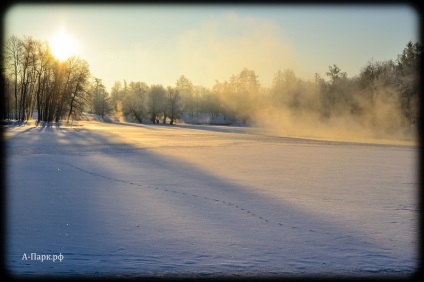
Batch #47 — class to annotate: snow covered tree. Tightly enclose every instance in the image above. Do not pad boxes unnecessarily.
[147,84,166,123]
[65,56,91,122]
[165,86,182,124]
[122,81,149,123]
[2,35,94,123]
[176,75,194,117]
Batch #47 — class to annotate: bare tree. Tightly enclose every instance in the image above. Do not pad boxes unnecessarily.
[66,57,91,122]
[33,40,53,123]
[166,86,182,124]
[18,36,37,121]
[122,81,149,123]
[148,84,166,123]
[4,35,23,120]
[176,75,194,117]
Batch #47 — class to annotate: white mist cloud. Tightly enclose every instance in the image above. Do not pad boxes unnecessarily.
[175,12,297,87]
[90,12,297,91]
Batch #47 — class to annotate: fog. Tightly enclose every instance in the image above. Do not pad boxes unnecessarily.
[176,12,298,88]
[253,100,414,145]
[214,67,417,145]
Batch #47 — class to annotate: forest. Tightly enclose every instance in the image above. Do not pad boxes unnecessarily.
[1,35,421,137]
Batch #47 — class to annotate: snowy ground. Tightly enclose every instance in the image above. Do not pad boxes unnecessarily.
[4,120,419,278]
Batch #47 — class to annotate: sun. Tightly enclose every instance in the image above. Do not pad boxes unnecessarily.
[50,31,76,61]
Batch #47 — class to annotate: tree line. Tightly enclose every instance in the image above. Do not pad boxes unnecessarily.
[110,81,184,124]
[1,35,109,123]
[2,35,421,134]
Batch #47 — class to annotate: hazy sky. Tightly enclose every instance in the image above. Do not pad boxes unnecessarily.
[3,4,418,91]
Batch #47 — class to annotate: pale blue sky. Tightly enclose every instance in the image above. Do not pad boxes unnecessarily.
[4,4,418,91]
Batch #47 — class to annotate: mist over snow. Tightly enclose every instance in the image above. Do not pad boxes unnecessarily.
[4,121,418,278]
[3,5,420,279]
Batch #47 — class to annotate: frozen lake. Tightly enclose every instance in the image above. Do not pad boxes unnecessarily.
[4,121,419,278]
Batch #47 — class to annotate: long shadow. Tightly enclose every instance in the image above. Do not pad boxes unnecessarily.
[4,123,63,141]
[1,120,32,128]
[4,126,37,137]
[4,124,418,278]
[5,125,140,156]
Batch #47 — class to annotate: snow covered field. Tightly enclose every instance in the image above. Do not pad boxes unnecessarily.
[4,121,419,278]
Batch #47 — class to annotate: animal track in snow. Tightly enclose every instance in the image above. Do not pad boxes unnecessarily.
[56,160,321,231]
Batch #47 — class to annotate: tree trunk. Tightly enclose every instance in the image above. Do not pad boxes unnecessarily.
[67,94,76,123]
[132,110,142,123]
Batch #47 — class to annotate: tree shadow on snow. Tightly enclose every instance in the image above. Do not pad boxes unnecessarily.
[4,125,418,279]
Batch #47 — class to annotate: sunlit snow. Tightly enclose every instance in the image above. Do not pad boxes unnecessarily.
[5,121,418,278]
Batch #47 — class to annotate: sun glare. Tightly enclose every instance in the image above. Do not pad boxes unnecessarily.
[50,31,76,61]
